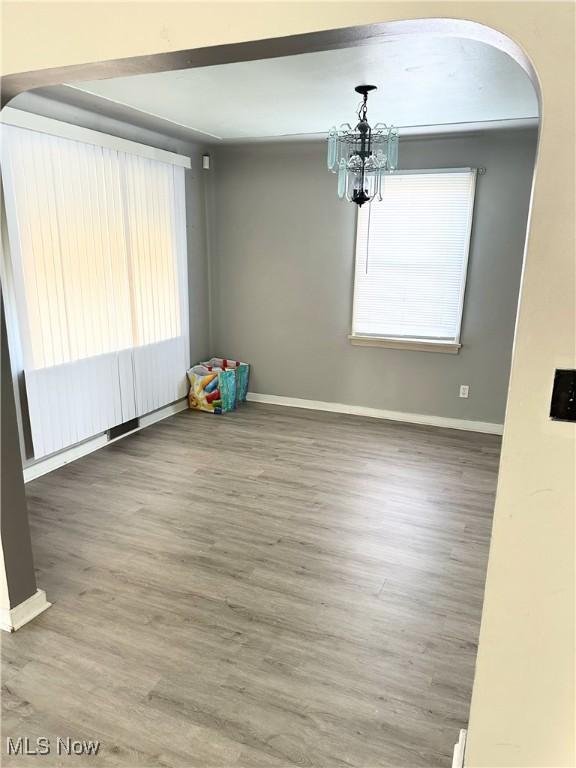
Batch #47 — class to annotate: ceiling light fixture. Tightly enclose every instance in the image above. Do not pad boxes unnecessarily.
[327,85,399,206]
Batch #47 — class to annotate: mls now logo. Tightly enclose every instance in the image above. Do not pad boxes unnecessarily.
[6,737,100,756]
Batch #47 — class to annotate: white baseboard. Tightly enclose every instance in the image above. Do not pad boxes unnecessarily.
[23,399,188,483]
[23,434,108,482]
[0,589,51,632]
[246,393,503,435]
[452,729,467,768]
[140,399,188,428]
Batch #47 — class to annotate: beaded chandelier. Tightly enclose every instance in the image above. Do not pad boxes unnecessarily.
[327,85,399,206]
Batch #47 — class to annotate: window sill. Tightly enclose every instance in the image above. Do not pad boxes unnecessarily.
[348,335,461,354]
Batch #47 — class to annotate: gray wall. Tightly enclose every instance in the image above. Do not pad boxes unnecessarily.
[210,130,537,424]
[1,295,37,607]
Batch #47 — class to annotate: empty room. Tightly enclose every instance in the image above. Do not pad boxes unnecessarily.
[0,8,573,768]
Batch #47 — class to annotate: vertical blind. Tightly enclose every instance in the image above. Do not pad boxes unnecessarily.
[352,169,477,342]
[1,123,189,458]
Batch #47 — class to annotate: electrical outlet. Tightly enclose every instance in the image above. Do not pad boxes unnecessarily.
[459,385,470,399]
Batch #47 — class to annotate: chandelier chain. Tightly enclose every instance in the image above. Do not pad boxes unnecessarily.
[358,95,369,123]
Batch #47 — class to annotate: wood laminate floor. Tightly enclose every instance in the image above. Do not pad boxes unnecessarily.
[1,404,500,767]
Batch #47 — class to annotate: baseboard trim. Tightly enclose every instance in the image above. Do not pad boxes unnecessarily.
[0,589,51,632]
[452,729,467,768]
[23,434,109,483]
[246,393,504,435]
[140,399,188,429]
[23,399,188,483]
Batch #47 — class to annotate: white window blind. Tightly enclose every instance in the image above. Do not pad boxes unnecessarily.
[352,169,477,344]
[1,122,189,458]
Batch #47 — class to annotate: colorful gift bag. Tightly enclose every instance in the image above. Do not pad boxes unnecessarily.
[186,365,236,414]
[202,358,250,403]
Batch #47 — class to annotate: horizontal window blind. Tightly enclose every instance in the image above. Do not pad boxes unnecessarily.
[352,169,477,342]
[1,123,189,458]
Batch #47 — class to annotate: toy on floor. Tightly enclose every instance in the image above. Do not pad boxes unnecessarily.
[186,365,236,414]
[201,358,250,404]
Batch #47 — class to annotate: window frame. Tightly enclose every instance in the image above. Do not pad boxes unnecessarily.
[349,167,478,353]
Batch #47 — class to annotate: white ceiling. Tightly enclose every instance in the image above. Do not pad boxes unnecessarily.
[69,36,538,142]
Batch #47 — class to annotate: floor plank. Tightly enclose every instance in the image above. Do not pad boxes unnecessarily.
[1,403,500,767]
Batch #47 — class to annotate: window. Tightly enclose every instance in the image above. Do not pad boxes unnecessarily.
[1,117,190,458]
[1,124,186,370]
[351,169,477,352]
